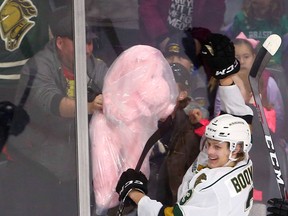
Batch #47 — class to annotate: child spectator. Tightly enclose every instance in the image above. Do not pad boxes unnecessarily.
[226,0,288,66]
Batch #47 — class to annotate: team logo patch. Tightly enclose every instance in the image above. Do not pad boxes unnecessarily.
[0,0,38,51]
[194,173,207,188]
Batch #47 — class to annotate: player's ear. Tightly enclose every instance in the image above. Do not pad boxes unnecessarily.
[231,143,242,157]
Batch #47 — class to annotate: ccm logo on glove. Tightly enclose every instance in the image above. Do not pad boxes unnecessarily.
[215,59,239,78]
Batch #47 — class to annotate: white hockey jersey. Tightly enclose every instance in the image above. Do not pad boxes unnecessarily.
[138,157,253,216]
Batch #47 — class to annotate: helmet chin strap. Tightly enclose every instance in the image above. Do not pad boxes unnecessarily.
[223,152,237,167]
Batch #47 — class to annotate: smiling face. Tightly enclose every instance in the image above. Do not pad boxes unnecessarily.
[205,138,231,168]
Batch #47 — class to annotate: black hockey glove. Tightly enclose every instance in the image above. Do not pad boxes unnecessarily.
[201,33,240,79]
[267,198,288,216]
[116,168,148,203]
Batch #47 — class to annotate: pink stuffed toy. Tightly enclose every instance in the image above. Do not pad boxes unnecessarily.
[90,45,178,215]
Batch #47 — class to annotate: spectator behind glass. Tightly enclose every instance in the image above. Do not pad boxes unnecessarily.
[153,36,209,205]
[226,0,288,66]
[164,32,209,110]
[0,6,108,216]
[138,0,226,52]
[0,0,50,103]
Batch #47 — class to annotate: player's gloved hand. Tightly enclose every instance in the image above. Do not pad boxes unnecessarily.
[116,168,148,203]
[201,33,240,79]
[267,198,288,216]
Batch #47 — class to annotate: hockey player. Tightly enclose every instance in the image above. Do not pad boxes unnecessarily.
[116,109,253,216]
[116,113,253,216]
[116,33,254,216]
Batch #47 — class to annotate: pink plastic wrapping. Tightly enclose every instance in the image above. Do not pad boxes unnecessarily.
[89,45,178,214]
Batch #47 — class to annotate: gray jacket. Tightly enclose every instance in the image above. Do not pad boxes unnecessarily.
[7,39,108,181]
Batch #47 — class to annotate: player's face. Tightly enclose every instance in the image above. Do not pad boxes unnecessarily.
[206,139,230,168]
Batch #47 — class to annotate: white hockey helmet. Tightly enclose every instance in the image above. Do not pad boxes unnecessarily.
[205,114,252,153]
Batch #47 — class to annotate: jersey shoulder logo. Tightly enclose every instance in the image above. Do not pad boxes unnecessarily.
[194,173,207,188]
[0,0,38,51]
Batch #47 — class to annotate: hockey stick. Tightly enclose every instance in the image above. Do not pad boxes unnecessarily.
[249,34,288,200]
[116,118,170,216]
